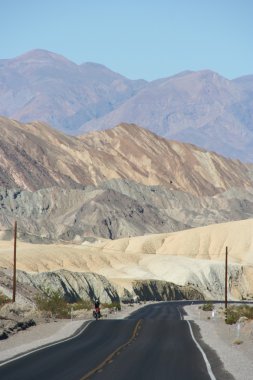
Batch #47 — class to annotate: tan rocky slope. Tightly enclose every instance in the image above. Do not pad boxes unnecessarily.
[1,116,253,196]
[1,219,253,301]
[2,116,253,241]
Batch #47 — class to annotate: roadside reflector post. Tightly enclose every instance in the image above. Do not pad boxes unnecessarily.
[236,321,241,339]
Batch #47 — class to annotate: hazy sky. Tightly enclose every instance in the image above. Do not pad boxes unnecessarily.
[1,0,252,80]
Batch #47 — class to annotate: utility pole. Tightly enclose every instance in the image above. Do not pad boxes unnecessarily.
[225,246,228,321]
[12,221,17,303]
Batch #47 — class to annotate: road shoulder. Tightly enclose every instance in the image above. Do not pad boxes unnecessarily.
[184,304,253,380]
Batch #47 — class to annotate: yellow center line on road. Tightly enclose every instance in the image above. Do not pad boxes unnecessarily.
[79,319,143,380]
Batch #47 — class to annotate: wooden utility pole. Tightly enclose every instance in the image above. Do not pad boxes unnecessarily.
[225,246,228,321]
[12,221,17,303]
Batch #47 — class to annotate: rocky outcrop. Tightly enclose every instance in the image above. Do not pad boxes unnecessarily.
[0,319,36,340]
[0,268,204,307]
[0,269,120,304]
[17,270,120,304]
[0,303,36,340]
[111,261,253,302]
[132,280,203,301]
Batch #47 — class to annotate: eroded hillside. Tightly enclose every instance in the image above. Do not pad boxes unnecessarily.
[1,117,253,196]
[1,219,253,301]
[1,117,253,241]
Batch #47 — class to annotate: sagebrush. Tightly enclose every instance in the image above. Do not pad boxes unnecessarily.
[225,305,253,325]
[35,289,70,319]
[201,303,214,312]
[0,292,10,307]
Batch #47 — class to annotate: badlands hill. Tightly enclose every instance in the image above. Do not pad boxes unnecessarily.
[0,219,253,301]
[1,116,253,195]
[1,117,253,240]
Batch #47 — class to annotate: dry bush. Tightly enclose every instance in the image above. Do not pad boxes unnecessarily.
[35,289,70,319]
[225,305,253,325]
[72,299,93,311]
[201,303,214,312]
[102,302,121,311]
[0,292,10,307]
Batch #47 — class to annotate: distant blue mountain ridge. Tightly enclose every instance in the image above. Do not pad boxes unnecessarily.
[0,49,252,162]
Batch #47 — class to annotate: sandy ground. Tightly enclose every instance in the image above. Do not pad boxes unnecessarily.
[1,302,253,380]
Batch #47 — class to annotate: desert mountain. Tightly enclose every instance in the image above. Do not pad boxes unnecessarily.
[1,117,253,241]
[1,219,253,300]
[82,70,253,161]
[0,50,253,162]
[0,49,146,133]
[1,50,253,161]
[1,116,253,196]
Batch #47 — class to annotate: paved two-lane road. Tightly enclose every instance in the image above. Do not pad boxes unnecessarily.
[0,302,234,380]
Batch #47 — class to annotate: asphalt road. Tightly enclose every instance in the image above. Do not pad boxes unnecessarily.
[0,302,234,380]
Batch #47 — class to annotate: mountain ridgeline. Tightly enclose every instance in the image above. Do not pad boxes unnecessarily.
[1,117,253,195]
[0,49,253,161]
[1,117,253,241]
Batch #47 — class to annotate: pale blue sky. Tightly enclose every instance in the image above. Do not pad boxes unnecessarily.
[1,0,252,80]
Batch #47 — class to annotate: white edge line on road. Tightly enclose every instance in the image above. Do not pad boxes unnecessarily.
[0,321,92,368]
[186,320,216,380]
[177,306,182,320]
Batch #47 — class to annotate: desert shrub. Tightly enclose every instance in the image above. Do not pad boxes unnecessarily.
[225,305,253,324]
[225,311,238,325]
[102,302,121,311]
[237,305,253,319]
[35,289,70,319]
[233,339,243,345]
[201,303,214,311]
[0,292,10,307]
[72,299,93,311]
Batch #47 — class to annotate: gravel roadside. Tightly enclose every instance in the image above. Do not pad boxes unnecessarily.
[184,304,253,380]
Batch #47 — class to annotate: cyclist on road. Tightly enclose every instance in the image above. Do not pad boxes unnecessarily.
[93,298,101,319]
